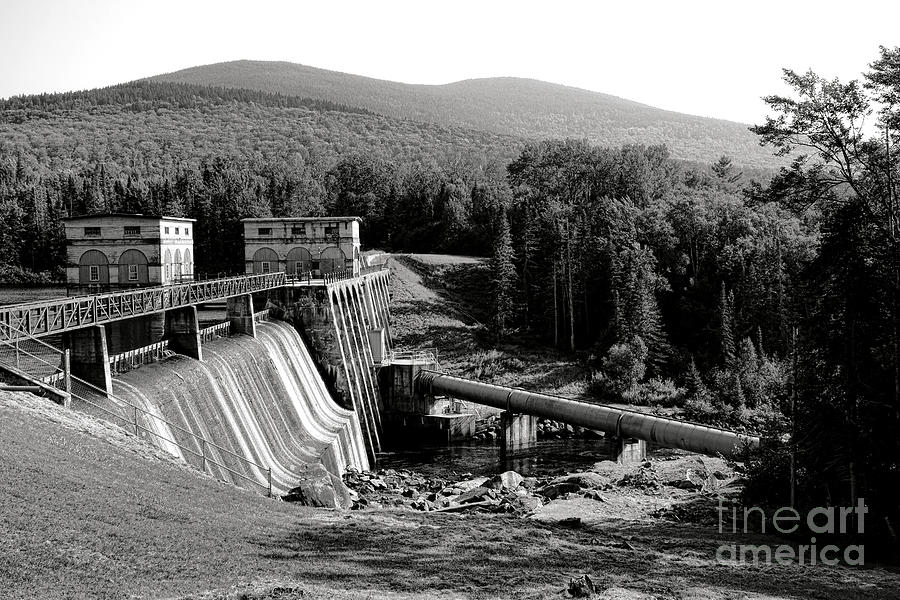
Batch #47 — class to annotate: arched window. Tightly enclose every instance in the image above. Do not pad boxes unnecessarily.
[78,250,109,285]
[174,249,183,279]
[163,249,172,282]
[319,247,346,274]
[286,247,313,275]
[117,249,149,285]
[183,248,193,276]
[252,247,279,274]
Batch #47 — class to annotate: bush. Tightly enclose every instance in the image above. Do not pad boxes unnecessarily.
[596,336,647,397]
[621,377,686,407]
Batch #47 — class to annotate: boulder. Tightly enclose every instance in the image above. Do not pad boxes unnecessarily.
[454,476,489,492]
[536,482,581,500]
[488,470,524,491]
[567,574,596,598]
[283,463,352,509]
[551,472,606,490]
[453,486,494,504]
[509,495,543,513]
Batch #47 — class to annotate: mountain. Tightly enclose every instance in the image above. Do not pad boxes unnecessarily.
[149,60,779,169]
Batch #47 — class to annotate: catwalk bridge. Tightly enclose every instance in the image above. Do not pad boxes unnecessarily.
[0,266,387,343]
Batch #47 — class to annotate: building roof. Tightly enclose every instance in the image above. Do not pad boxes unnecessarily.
[62,213,196,223]
[241,216,362,223]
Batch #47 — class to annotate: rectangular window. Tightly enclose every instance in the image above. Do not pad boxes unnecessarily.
[324,226,338,238]
[84,227,101,237]
[258,227,272,236]
[164,226,170,234]
[175,227,180,235]
[185,227,190,236]
[261,261,271,274]
[291,226,304,235]
[124,226,140,236]
[128,264,138,281]
[89,265,100,282]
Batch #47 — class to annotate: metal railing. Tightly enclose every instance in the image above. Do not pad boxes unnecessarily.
[0,324,274,497]
[109,340,172,374]
[199,321,230,342]
[389,348,438,364]
[253,309,270,323]
[0,272,287,342]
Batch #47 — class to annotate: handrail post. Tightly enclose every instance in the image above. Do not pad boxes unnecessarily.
[63,349,71,396]
[267,467,272,498]
[133,405,139,436]
[200,439,207,473]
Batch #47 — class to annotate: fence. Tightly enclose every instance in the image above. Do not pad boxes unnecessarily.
[108,340,171,374]
[0,324,274,497]
[0,272,286,342]
[389,348,438,365]
[199,321,230,343]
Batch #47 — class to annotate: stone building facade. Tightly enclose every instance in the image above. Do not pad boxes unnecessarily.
[63,214,195,294]
[242,217,362,276]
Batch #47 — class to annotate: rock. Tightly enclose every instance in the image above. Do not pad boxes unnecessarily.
[283,463,352,509]
[521,476,538,490]
[488,470,524,491]
[454,477,489,492]
[369,477,388,490]
[401,487,416,498]
[567,574,596,598]
[551,472,606,490]
[454,486,493,504]
[537,482,581,500]
[509,495,543,513]
[583,489,606,502]
[667,468,708,490]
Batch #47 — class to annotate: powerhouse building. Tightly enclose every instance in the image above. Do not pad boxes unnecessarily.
[63,214,195,294]
[242,217,362,276]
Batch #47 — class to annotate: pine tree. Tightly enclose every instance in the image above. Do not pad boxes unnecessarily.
[720,284,737,370]
[488,208,517,341]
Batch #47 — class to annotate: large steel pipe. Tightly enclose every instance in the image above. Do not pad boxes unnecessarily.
[416,370,759,459]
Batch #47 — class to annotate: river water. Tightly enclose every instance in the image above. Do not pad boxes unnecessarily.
[377,438,620,479]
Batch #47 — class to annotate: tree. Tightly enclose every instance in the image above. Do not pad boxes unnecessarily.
[488,208,517,341]
[753,47,900,534]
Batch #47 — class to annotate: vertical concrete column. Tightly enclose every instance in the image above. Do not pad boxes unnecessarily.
[63,325,113,396]
[609,437,648,464]
[499,411,538,457]
[165,306,202,360]
[226,293,257,337]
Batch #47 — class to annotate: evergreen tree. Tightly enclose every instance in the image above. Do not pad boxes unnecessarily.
[488,208,517,341]
[720,284,737,371]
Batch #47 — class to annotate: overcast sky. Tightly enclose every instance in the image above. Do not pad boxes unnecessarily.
[1,0,898,124]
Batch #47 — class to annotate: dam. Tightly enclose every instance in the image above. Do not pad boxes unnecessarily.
[0,214,760,500]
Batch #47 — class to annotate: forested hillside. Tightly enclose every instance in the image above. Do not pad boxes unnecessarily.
[0,80,523,280]
[148,60,781,169]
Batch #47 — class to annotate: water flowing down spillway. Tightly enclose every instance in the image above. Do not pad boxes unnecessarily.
[87,319,369,494]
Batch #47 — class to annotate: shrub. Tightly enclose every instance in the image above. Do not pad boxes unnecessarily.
[621,377,686,407]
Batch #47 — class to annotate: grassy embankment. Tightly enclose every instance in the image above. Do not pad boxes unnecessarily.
[3,390,899,599]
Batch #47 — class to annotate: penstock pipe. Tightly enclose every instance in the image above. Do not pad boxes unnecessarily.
[415,370,759,459]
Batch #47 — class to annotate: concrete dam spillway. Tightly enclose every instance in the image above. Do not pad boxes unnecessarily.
[85,319,369,495]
